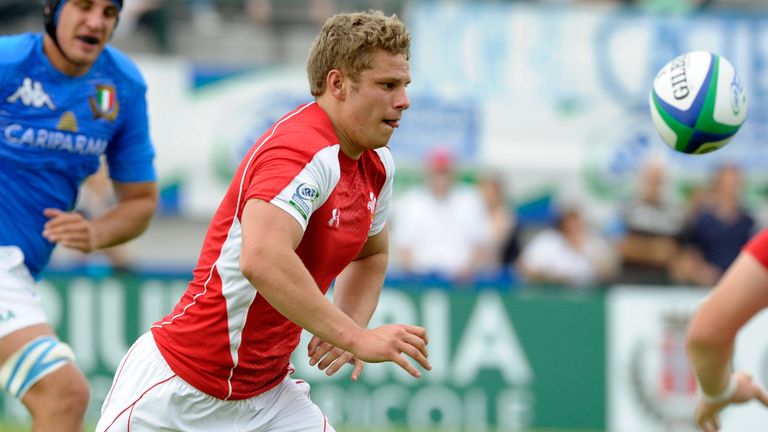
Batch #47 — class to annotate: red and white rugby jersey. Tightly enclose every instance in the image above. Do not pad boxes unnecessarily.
[745,229,768,269]
[151,102,394,400]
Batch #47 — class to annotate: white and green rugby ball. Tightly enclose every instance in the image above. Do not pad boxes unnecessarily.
[649,51,747,154]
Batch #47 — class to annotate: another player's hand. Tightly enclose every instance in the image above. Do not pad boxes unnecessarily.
[42,208,97,253]
[351,324,431,378]
[307,335,364,380]
[695,371,768,432]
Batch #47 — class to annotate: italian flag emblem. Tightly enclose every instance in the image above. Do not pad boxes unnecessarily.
[97,88,114,112]
[89,84,120,121]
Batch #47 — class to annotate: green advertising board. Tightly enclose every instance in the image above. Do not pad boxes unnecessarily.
[0,274,605,430]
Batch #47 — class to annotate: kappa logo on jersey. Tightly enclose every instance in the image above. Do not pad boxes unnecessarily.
[289,183,319,221]
[89,85,120,121]
[6,78,56,110]
[328,208,341,228]
[367,192,377,221]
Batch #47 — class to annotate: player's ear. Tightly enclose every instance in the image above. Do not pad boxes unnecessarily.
[326,69,345,100]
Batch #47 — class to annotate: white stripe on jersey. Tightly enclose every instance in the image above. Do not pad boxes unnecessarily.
[370,147,395,236]
[151,270,216,328]
[217,218,257,400]
[268,144,341,231]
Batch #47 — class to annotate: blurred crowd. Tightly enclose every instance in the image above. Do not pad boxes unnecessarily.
[67,143,761,291]
[387,148,760,290]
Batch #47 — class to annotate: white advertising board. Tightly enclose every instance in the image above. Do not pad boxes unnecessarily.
[608,286,768,432]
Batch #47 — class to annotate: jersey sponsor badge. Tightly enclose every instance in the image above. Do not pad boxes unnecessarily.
[89,85,120,121]
[289,183,319,221]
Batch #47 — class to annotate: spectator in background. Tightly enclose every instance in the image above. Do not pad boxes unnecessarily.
[74,162,136,273]
[477,172,521,269]
[617,158,685,285]
[114,0,172,52]
[673,163,755,287]
[391,147,494,281]
[189,0,222,35]
[518,206,617,288]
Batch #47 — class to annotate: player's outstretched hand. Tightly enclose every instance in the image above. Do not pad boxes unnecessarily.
[695,371,768,432]
[42,208,97,253]
[307,335,364,380]
[352,324,431,378]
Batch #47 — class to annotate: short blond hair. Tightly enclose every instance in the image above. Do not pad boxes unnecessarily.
[307,10,410,97]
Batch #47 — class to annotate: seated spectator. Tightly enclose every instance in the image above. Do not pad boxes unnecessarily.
[390,147,494,281]
[616,158,685,284]
[518,206,618,289]
[672,163,756,286]
[62,163,137,274]
[189,0,222,35]
[477,172,521,268]
[114,0,172,52]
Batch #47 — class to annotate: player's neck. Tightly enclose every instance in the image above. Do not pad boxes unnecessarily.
[43,34,91,77]
[316,96,364,160]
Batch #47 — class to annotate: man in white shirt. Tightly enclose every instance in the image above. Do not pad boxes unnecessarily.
[391,147,494,280]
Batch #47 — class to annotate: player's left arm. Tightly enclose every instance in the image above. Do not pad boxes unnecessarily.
[309,148,395,378]
[334,227,389,325]
[43,180,158,253]
[308,228,389,379]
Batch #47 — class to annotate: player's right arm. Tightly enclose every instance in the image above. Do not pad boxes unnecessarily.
[686,238,768,431]
[43,180,157,252]
[239,198,431,378]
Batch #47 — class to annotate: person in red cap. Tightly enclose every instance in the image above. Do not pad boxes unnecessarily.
[391,146,494,280]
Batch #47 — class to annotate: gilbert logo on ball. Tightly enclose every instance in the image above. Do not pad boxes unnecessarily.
[649,51,747,154]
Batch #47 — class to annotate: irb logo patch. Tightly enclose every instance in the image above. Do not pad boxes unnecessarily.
[289,183,319,221]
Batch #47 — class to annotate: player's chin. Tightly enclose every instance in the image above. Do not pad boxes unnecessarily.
[72,42,106,60]
[371,135,392,149]
[66,50,102,68]
[378,125,395,139]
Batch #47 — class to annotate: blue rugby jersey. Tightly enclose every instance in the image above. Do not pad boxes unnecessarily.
[0,33,156,278]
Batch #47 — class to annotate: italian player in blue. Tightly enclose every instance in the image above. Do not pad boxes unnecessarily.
[0,0,157,430]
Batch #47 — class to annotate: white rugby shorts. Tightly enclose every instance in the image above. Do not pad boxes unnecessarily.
[0,246,48,339]
[97,332,335,432]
